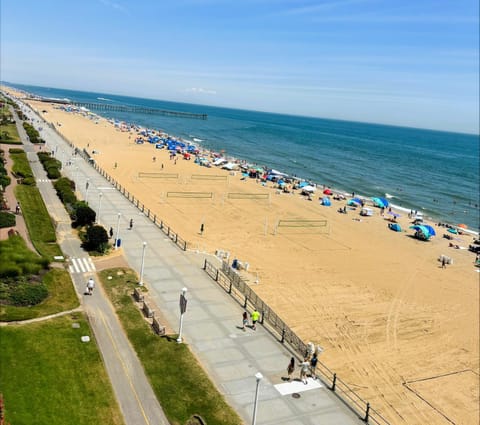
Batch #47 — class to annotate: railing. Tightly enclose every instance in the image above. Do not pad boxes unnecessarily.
[47,126,188,252]
[203,259,391,425]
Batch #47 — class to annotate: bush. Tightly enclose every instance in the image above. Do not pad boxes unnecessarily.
[53,177,77,205]
[21,177,36,186]
[7,278,49,306]
[0,211,16,228]
[73,203,96,227]
[83,225,109,252]
[46,166,61,179]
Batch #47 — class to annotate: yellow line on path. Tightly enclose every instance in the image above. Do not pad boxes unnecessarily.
[98,309,151,425]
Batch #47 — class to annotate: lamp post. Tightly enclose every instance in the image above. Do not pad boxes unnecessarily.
[114,212,121,250]
[139,241,147,285]
[96,192,103,224]
[252,372,263,425]
[177,287,188,343]
[85,179,90,204]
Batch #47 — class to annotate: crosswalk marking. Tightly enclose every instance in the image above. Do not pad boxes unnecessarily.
[69,257,96,274]
[36,178,51,183]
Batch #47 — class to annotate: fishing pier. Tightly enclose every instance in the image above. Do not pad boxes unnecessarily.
[31,97,207,120]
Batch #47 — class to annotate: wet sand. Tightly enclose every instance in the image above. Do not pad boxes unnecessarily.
[6,88,479,425]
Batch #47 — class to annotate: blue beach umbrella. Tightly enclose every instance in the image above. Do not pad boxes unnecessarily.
[378,197,389,207]
[423,225,436,237]
[372,197,387,208]
[348,198,361,206]
[322,197,331,206]
[409,225,431,240]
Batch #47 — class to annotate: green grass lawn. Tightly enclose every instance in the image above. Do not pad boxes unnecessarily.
[15,185,62,259]
[0,268,79,322]
[0,315,124,425]
[0,123,21,144]
[99,268,242,425]
[9,149,33,178]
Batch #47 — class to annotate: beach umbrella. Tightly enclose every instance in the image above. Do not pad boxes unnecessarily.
[379,197,389,207]
[347,199,361,206]
[298,181,309,188]
[352,197,363,205]
[457,224,468,229]
[409,225,431,240]
[372,197,387,208]
[302,185,316,192]
[323,189,332,195]
[423,225,436,237]
[322,197,331,206]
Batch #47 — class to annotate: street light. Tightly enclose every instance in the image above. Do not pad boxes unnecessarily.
[177,287,188,343]
[139,241,147,285]
[252,372,263,425]
[114,212,121,250]
[96,192,103,224]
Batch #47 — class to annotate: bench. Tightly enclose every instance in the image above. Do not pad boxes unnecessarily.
[133,287,144,302]
[152,317,166,336]
[142,301,154,318]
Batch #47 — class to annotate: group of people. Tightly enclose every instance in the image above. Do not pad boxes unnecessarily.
[287,352,319,384]
[241,309,260,331]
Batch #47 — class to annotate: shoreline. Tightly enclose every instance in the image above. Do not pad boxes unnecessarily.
[4,84,479,232]
[3,86,479,425]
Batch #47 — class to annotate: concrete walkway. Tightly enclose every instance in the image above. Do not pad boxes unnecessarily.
[10,105,169,425]
[19,101,364,425]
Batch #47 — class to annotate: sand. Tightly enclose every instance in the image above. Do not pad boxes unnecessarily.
[6,88,479,425]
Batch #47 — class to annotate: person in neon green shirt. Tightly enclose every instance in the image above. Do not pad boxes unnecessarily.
[251,309,260,330]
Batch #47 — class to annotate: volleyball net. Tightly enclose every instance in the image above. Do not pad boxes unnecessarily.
[191,174,228,182]
[138,172,179,179]
[274,219,329,234]
[166,191,214,199]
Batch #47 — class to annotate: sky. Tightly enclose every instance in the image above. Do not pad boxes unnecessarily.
[1,0,479,134]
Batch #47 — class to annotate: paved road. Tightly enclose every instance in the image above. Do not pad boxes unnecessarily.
[11,106,169,425]
[19,100,365,425]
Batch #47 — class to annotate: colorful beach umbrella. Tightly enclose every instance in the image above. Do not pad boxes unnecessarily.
[323,189,332,195]
[372,197,388,208]
[409,225,431,240]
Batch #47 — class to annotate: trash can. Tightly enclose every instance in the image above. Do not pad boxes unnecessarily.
[116,238,121,247]
[232,259,238,269]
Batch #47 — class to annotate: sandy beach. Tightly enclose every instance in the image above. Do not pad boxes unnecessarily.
[6,88,479,425]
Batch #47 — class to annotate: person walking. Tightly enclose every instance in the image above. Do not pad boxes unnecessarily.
[109,227,114,238]
[129,218,134,230]
[441,256,447,269]
[300,357,310,384]
[200,223,204,235]
[251,308,260,330]
[287,357,295,381]
[241,311,248,331]
[87,277,95,295]
[310,353,318,380]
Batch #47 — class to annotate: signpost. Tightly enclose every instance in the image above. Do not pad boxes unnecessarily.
[177,288,188,343]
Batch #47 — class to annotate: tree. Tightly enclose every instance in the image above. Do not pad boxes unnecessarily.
[73,203,96,227]
[83,225,109,252]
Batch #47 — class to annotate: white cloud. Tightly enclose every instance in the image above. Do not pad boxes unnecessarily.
[99,0,127,13]
[183,87,217,95]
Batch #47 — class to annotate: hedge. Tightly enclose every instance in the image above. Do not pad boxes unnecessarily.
[0,211,16,228]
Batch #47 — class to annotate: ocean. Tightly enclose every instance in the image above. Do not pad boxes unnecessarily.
[6,82,480,230]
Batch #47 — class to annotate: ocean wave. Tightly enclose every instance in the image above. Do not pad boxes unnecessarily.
[97,97,113,101]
